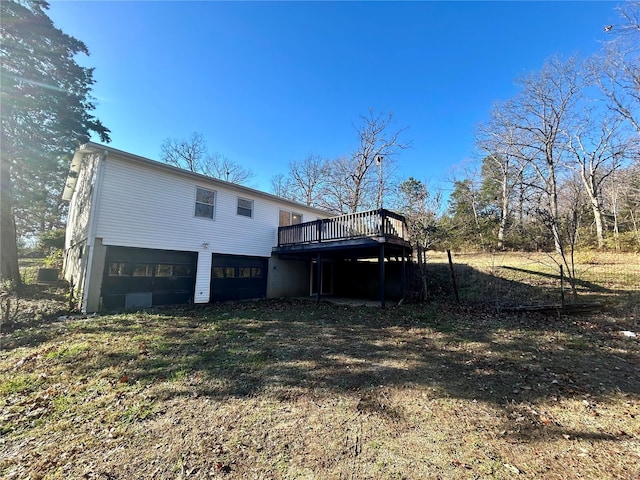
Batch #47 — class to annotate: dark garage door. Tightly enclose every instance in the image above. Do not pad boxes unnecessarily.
[102,246,197,310]
[210,254,267,302]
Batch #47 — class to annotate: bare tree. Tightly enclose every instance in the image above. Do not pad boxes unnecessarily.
[160,131,254,185]
[565,112,630,248]
[160,132,208,173]
[320,156,359,214]
[270,173,294,200]
[556,173,588,298]
[396,177,442,299]
[504,56,582,257]
[203,153,254,184]
[397,177,441,248]
[321,111,409,213]
[592,1,640,133]
[287,154,329,206]
[614,158,640,247]
[476,107,528,249]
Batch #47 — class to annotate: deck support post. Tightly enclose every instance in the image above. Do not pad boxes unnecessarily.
[379,244,385,308]
[401,247,406,300]
[316,252,322,303]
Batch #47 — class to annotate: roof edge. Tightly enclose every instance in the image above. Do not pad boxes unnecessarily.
[69,142,335,216]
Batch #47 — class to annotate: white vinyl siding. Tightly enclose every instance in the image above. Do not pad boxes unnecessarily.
[194,252,211,303]
[94,155,327,258]
[63,152,102,288]
[65,153,101,248]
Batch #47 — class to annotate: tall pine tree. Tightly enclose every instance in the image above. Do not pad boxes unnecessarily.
[0,0,109,286]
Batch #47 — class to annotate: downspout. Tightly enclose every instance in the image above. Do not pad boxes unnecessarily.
[81,150,107,312]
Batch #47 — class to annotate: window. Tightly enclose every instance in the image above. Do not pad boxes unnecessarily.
[224,267,236,278]
[251,267,262,278]
[174,265,192,277]
[195,187,215,219]
[108,262,128,276]
[212,267,224,278]
[155,265,174,277]
[237,197,253,218]
[279,210,291,227]
[239,267,251,278]
[107,262,194,279]
[132,264,154,277]
[279,210,303,226]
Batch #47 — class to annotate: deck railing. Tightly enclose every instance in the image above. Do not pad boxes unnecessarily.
[277,209,409,247]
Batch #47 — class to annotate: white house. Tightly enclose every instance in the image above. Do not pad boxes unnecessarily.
[63,143,413,312]
[62,142,334,312]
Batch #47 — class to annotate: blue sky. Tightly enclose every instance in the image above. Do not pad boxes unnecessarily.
[47,1,620,194]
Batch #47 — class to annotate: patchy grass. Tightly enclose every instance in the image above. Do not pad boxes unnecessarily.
[1,296,639,479]
[426,251,640,313]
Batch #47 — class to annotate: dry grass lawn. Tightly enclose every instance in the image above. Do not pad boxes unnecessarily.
[1,254,639,479]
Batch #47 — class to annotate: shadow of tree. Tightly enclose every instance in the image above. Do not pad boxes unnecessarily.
[4,262,638,448]
[52,295,639,446]
[423,262,636,308]
[499,265,611,293]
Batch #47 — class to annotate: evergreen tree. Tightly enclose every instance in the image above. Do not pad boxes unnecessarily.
[1,0,110,285]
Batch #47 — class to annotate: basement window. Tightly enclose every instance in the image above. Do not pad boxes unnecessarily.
[155,265,173,277]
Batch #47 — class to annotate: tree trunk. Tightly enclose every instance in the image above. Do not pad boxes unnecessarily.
[590,195,605,249]
[498,172,509,250]
[579,164,606,249]
[630,209,640,245]
[0,155,22,288]
[547,169,563,256]
[610,189,620,251]
[469,190,485,250]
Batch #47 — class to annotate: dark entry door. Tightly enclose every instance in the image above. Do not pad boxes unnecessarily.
[210,254,268,302]
[102,246,197,310]
[311,259,333,295]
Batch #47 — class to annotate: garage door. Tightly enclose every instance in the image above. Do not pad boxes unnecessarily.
[102,247,197,310]
[210,254,268,302]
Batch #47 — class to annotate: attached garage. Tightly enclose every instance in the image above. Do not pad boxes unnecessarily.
[101,246,197,310]
[210,254,268,302]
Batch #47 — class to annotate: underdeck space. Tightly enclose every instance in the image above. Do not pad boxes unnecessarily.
[273,209,412,307]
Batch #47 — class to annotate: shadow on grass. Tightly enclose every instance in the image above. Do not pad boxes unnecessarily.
[58,300,639,408]
[499,265,610,293]
[423,262,637,308]
[4,264,639,445]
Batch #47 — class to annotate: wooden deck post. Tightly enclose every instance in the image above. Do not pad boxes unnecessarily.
[316,252,322,303]
[401,247,406,300]
[379,244,385,308]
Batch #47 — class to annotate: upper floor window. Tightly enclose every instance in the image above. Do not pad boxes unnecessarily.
[279,210,303,226]
[237,197,254,218]
[195,187,215,219]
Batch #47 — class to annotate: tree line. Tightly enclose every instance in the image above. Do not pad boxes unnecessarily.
[445,3,639,255]
[267,3,640,259]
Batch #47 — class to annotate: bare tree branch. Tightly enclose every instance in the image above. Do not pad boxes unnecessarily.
[160,131,254,185]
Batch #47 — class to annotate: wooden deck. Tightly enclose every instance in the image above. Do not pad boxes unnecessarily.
[274,209,412,308]
[276,208,410,253]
